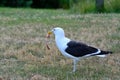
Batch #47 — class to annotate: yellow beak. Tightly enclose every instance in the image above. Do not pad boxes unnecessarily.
[48,31,52,35]
[47,31,52,38]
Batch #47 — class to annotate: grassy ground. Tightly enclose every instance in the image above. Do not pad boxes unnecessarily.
[0,8,120,80]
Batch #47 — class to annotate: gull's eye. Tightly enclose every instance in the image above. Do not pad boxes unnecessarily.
[53,28,56,31]
[52,28,56,32]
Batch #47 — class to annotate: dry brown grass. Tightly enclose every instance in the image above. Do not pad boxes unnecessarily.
[0,8,120,80]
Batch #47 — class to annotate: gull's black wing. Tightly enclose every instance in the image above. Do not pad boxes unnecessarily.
[65,41,99,57]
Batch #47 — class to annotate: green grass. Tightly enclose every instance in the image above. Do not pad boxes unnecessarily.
[0,7,120,80]
[105,0,120,13]
[71,0,120,13]
[71,0,95,14]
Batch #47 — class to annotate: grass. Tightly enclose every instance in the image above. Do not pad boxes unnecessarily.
[105,0,120,13]
[0,7,120,80]
[71,0,120,13]
[71,0,95,14]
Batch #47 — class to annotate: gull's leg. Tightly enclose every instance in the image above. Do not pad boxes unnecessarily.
[73,59,78,72]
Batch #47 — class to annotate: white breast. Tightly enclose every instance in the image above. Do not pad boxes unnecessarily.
[55,37,77,59]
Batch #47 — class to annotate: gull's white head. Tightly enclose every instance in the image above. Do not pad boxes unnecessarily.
[52,27,65,38]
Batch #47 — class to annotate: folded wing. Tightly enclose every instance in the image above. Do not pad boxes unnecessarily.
[65,41,100,57]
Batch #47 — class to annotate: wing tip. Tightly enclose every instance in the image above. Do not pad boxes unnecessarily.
[107,51,113,54]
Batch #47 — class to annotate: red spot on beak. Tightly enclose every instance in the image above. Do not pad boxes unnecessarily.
[46,31,52,50]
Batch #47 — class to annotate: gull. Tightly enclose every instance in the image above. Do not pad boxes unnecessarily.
[47,27,112,72]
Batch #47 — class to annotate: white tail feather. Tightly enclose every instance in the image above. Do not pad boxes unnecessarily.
[96,55,106,57]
